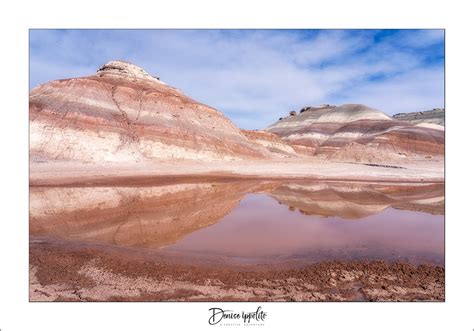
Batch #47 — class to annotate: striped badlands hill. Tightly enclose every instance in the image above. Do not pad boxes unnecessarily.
[266,104,444,162]
[30,61,270,163]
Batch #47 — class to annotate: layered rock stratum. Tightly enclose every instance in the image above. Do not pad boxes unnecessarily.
[266,104,444,163]
[241,130,298,158]
[30,61,270,163]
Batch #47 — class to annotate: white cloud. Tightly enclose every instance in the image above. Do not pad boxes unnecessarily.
[334,67,445,115]
[392,29,445,48]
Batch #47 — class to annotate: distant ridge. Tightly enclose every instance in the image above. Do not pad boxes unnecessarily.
[392,108,444,127]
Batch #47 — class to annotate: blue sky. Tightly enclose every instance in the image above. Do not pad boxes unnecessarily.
[29,29,444,129]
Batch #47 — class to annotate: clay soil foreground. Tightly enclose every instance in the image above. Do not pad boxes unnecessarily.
[30,158,444,186]
[30,240,444,302]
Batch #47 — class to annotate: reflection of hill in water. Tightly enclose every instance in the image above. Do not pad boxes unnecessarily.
[269,182,444,219]
[30,180,444,248]
[30,181,278,249]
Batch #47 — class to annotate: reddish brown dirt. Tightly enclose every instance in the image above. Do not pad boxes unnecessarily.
[30,240,444,302]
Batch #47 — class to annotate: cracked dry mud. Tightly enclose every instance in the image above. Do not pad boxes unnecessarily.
[29,241,444,302]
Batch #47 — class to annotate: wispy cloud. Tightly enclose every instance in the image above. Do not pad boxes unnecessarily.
[29,29,444,129]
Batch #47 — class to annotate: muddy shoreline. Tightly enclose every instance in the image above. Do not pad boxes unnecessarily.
[29,159,444,187]
[30,173,445,188]
[30,240,445,302]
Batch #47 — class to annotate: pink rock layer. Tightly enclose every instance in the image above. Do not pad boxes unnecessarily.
[241,129,298,158]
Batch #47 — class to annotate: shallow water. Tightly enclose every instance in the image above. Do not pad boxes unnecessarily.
[29,180,444,266]
[165,193,444,265]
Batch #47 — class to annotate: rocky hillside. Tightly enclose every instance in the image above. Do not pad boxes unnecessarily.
[266,104,444,162]
[30,61,270,163]
[392,108,445,127]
